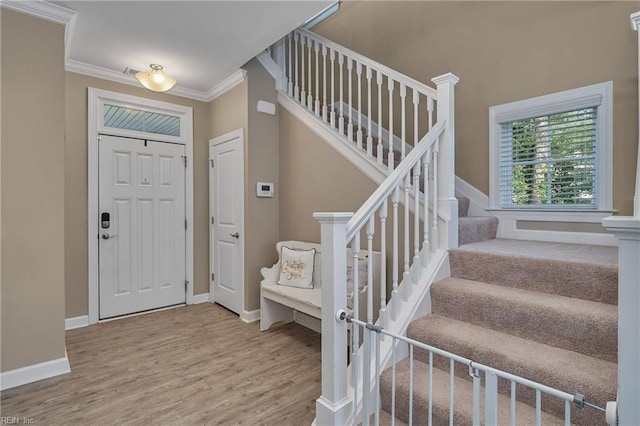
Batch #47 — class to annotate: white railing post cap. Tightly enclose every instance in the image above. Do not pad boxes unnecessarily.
[631,11,640,31]
[431,72,460,86]
[313,212,354,223]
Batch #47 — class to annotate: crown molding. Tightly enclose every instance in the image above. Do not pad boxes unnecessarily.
[1,0,75,25]
[632,11,640,31]
[204,69,248,102]
[66,59,247,103]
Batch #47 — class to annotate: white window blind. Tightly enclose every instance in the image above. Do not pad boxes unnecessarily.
[499,107,598,209]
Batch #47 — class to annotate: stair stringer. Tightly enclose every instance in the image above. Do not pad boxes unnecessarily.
[345,248,450,424]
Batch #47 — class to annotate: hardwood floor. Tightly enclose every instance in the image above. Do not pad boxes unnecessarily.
[0,304,321,425]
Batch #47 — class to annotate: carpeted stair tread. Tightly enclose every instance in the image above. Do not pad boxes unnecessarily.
[458,216,498,245]
[454,238,617,266]
[408,314,616,420]
[430,277,617,362]
[376,409,408,426]
[381,358,565,425]
[449,239,618,305]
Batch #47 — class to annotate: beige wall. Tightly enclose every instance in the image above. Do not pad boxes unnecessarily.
[279,109,378,242]
[1,10,67,371]
[314,1,639,215]
[64,72,210,318]
[245,59,280,311]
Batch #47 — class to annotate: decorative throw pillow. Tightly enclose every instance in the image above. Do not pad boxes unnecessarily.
[277,246,316,289]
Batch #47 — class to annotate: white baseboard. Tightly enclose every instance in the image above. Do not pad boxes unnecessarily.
[192,293,211,304]
[498,220,617,246]
[293,311,321,333]
[65,315,89,330]
[241,309,260,323]
[0,354,70,390]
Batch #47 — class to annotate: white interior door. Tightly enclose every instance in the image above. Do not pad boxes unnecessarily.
[99,135,186,319]
[209,130,244,315]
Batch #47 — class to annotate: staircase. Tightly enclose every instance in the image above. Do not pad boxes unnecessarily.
[260,24,639,426]
[379,199,618,424]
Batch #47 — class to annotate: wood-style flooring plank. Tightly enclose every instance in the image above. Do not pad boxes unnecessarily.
[0,304,321,425]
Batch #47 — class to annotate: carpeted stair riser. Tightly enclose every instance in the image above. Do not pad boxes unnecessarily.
[430,278,617,363]
[458,216,498,245]
[408,314,616,424]
[380,358,564,426]
[449,250,618,305]
[458,197,469,217]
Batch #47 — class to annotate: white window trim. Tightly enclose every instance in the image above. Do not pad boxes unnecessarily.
[88,88,194,325]
[488,81,613,223]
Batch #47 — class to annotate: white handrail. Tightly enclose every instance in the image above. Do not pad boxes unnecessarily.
[346,121,446,242]
[297,28,438,100]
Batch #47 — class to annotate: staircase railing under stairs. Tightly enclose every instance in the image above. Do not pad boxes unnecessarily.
[264,29,459,424]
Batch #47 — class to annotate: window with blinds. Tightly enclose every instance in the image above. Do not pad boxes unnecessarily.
[489,82,612,217]
[499,108,597,208]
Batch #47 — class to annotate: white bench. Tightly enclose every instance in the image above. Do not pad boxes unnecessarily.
[260,240,381,332]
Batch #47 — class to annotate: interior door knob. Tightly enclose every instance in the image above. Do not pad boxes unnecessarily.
[230,232,240,239]
[102,233,118,240]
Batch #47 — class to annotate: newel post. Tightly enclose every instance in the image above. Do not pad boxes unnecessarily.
[273,37,287,92]
[431,72,460,249]
[313,212,354,426]
[602,217,640,426]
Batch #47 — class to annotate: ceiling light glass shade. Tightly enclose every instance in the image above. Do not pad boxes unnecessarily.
[135,64,177,92]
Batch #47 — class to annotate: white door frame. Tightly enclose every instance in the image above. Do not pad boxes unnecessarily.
[209,129,245,311]
[88,88,194,325]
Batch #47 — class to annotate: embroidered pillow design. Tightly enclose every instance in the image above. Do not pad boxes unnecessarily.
[277,246,315,289]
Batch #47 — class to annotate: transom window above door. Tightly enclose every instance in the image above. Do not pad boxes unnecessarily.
[104,104,180,137]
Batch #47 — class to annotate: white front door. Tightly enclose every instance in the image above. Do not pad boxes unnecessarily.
[209,130,244,315]
[99,135,186,319]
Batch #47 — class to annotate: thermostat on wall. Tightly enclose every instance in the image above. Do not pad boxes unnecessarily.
[256,182,274,198]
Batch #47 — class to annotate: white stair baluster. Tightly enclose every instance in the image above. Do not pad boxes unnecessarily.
[367,216,375,325]
[377,71,384,165]
[427,96,434,131]
[392,187,402,309]
[388,77,395,172]
[330,49,336,128]
[314,40,320,116]
[413,89,420,150]
[307,38,313,110]
[431,142,439,252]
[422,150,431,265]
[400,83,406,160]
[347,58,354,143]
[322,45,327,122]
[366,66,373,157]
[338,53,345,136]
[413,162,421,283]
[357,62,363,149]
[485,372,498,426]
[300,35,306,106]
[294,32,299,100]
[402,172,411,297]
[288,33,293,96]
[379,199,387,331]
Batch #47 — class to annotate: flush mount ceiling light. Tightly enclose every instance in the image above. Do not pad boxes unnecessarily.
[135,64,176,92]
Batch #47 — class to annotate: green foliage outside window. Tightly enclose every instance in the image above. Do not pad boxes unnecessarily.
[503,108,597,207]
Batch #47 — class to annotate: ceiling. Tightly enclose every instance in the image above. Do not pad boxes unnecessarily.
[6,1,334,101]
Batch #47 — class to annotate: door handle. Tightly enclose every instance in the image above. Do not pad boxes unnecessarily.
[102,233,118,240]
[230,232,240,239]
